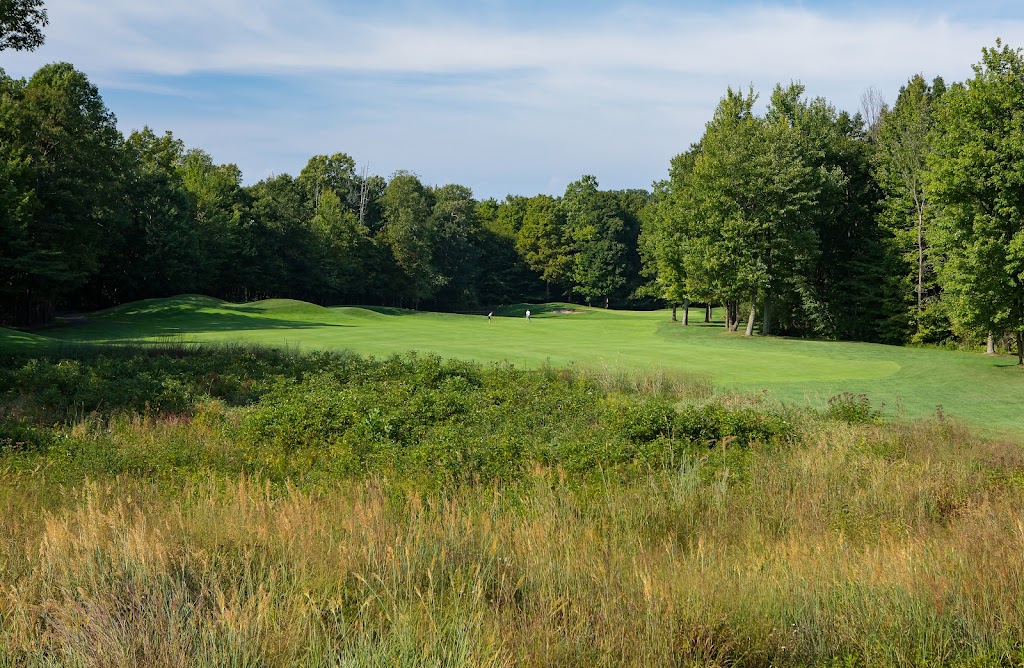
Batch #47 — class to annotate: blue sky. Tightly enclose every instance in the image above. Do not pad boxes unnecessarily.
[3,1,1023,199]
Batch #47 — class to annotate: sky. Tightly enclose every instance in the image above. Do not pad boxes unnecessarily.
[3,1,1024,199]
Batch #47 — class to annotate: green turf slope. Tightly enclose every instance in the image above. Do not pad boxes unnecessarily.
[0,327,53,351]
[23,296,1024,434]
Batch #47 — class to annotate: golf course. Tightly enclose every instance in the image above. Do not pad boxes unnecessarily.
[8,294,1022,435]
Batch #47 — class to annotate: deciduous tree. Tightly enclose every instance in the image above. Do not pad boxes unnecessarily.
[874,74,947,342]
[928,40,1024,364]
[0,63,124,323]
[0,0,47,51]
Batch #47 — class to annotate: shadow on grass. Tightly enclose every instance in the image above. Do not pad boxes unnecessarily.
[93,294,224,318]
[357,306,420,316]
[39,311,351,343]
[99,311,352,339]
[493,303,589,318]
[0,329,55,353]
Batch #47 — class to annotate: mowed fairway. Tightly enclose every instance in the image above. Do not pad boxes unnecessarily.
[11,294,1024,434]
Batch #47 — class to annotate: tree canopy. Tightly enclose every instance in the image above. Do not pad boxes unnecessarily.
[0,0,47,51]
[927,40,1024,364]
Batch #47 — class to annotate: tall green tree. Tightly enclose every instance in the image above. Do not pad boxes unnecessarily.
[682,87,820,335]
[0,63,124,323]
[874,74,947,342]
[0,145,34,322]
[380,171,438,308]
[310,187,373,302]
[612,188,650,305]
[179,149,248,297]
[766,84,885,340]
[928,40,1024,364]
[640,153,695,322]
[430,183,481,308]
[476,197,539,305]
[515,195,571,300]
[246,173,311,298]
[0,0,47,51]
[99,127,200,302]
[562,176,635,308]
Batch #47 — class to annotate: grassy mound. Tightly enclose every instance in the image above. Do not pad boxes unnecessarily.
[0,327,52,351]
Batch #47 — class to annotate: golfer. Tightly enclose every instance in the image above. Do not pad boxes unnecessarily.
[525,309,531,322]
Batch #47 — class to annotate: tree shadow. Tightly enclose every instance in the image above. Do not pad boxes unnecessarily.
[104,312,351,339]
[493,303,587,318]
[100,294,226,317]
[357,306,420,316]
[0,329,53,352]
[61,295,354,339]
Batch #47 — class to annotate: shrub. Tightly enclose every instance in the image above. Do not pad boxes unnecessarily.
[2,345,800,486]
[0,417,51,453]
[825,392,881,424]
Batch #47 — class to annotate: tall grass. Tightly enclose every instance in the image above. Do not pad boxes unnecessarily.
[2,419,1023,666]
[575,360,715,401]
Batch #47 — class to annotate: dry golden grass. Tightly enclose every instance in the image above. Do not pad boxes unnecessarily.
[1,419,1023,666]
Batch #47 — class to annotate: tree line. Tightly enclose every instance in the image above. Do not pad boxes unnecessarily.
[0,62,649,323]
[643,40,1024,362]
[1,8,1022,360]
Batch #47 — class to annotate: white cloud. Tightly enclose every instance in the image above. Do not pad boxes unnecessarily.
[5,1,1022,196]
[14,3,1012,84]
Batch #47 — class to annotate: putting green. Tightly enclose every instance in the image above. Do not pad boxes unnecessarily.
[8,295,1024,435]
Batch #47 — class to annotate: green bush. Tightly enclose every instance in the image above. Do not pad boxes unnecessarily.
[0,417,51,453]
[826,392,880,424]
[1,345,800,486]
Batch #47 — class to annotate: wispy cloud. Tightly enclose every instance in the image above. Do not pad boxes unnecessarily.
[4,1,1022,197]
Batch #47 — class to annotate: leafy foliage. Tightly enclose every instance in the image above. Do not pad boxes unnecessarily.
[825,392,881,424]
[0,345,798,486]
[0,0,47,51]
[928,40,1024,363]
[5,42,1024,357]
[874,75,947,343]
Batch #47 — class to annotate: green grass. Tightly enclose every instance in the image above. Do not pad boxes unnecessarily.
[2,336,1024,665]
[10,294,1024,434]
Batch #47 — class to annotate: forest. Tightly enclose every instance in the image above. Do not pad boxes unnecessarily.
[2,3,1023,360]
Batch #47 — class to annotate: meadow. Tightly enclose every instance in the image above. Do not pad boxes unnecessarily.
[9,294,1023,435]
[2,299,1024,666]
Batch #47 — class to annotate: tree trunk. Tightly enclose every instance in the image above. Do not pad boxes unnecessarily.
[744,300,756,337]
[987,333,996,355]
[1018,331,1024,366]
[917,206,925,325]
[705,304,711,323]
[604,296,609,309]
[683,299,689,326]
[762,294,771,336]
[671,304,677,322]
[726,301,739,332]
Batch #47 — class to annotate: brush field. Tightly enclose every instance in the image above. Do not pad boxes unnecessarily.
[2,301,1024,665]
